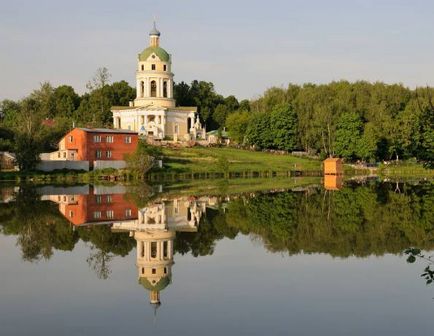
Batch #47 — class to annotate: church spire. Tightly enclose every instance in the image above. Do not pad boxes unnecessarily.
[149,21,161,47]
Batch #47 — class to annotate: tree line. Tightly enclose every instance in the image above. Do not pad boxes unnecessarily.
[1,74,433,169]
[225,82,433,163]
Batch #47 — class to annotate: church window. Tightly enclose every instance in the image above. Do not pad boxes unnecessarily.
[174,124,179,135]
[151,64,156,70]
[142,267,145,275]
[141,242,145,258]
[69,211,74,218]
[151,242,157,258]
[141,65,144,71]
[163,81,168,98]
[150,80,157,97]
[164,267,167,274]
[163,241,168,259]
[152,268,156,274]
[187,117,192,131]
[163,65,167,71]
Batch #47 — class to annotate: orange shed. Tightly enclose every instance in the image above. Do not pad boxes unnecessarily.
[323,157,343,175]
[324,174,343,190]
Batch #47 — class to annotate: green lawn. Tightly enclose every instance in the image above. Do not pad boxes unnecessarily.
[160,147,321,173]
[378,161,434,178]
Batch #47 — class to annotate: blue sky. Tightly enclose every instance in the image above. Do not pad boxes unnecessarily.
[1,0,434,100]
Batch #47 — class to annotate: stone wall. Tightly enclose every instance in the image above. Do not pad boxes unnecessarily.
[93,160,127,170]
[36,160,89,172]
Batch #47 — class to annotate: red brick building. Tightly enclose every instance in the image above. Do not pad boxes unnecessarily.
[51,189,138,226]
[55,128,138,164]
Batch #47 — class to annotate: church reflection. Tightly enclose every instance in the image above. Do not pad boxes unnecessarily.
[48,186,213,308]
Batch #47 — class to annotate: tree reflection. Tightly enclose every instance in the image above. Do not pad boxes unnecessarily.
[0,181,433,276]
[405,248,434,285]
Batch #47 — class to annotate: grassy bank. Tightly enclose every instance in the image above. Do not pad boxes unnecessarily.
[378,161,434,178]
[159,147,321,173]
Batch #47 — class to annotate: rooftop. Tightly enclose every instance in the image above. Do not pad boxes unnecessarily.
[138,46,170,62]
[111,106,197,113]
[77,128,138,134]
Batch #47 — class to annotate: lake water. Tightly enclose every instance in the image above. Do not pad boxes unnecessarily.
[0,179,433,336]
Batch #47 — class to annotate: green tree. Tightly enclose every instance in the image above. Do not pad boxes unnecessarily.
[270,104,298,151]
[53,85,80,118]
[82,67,112,126]
[126,140,158,179]
[110,80,135,106]
[174,81,194,106]
[245,112,274,149]
[226,110,251,143]
[13,98,43,171]
[334,111,363,160]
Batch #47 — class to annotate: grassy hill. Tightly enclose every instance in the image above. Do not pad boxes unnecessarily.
[160,147,321,173]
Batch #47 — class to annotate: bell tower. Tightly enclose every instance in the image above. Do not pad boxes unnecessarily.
[134,22,176,108]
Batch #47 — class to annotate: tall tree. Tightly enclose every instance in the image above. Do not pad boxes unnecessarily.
[334,111,363,160]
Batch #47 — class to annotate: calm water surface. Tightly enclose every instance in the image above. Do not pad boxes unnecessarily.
[0,180,433,336]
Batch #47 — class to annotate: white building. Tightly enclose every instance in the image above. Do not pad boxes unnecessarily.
[111,23,206,141]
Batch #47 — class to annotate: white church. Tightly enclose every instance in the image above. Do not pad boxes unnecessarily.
[111,23,206,141]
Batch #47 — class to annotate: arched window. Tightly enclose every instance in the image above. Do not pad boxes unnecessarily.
[150,80,157,97]
[140,81,144,97]
[187,117,192,131]
[163,81,168,98]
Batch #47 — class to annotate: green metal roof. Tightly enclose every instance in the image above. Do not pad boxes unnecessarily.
[139,276,171,291]
[138,46,170,62]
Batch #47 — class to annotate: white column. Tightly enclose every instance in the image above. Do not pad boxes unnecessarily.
[168,79,173,98]
[168,240,173,258]
[136,80,140,99]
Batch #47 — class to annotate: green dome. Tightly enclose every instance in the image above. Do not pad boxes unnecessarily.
[139,276,171,291]
[138,46,170,62]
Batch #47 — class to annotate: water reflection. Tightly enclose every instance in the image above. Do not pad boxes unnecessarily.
[43,186,215,307]
[0,180,433,305]
[112,196,212,309]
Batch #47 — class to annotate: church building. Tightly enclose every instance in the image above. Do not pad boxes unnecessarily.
[111,23,206,141]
